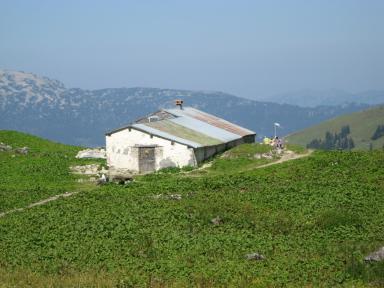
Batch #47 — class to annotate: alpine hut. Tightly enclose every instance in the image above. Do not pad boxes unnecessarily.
[105,100,256,175]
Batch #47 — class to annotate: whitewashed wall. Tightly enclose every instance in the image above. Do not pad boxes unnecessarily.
[106,128,197,173]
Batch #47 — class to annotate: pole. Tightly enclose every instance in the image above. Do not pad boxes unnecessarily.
[274,124,276,138]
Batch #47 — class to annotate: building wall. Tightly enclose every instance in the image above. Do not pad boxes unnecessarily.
[106,128,196,174]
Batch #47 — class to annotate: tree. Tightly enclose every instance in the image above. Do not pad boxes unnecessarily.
[371,125,384,140]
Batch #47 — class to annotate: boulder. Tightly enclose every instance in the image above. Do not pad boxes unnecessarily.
[211,216,222,225]
[245,252,265,261]
[75,148,106,159]
[97,173,108,185]
[0,143,12,151]
[15,147,29,155]
[364,247,384,262]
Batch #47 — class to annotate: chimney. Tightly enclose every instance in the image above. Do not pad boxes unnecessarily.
[175,99,184,109]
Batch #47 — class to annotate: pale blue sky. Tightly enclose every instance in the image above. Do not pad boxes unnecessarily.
[1,0,383,99]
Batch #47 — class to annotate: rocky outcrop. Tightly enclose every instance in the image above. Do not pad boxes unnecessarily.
[75,148,106,159]
[365,247,384,262]
[0,142,12,151]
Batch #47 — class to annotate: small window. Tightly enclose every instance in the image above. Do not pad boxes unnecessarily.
[150,134,153,139]
[171,141,175,145]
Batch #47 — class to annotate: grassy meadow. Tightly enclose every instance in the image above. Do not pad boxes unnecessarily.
[286,105,384,150]
[0,131,384,287]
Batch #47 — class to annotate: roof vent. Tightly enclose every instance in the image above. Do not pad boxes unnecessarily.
[175,99,183,109]
[148,115,160,122]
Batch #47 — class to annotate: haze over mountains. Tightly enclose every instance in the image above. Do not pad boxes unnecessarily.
[257,89,384,107]
[0,70,380,147]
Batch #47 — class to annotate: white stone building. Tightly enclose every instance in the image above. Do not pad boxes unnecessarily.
[105,104,255,175]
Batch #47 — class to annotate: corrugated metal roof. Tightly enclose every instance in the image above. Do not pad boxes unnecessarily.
[131,123,202,148]
[169,116,240,142]
[142,120,222,146]
[107,106,256,148]
[165,107,255,137]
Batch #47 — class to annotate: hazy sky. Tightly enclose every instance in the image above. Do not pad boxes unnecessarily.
[1,0,383,99]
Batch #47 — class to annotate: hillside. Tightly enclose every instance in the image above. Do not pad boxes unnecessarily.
[0,70,370,146]
[1,131,384,287]
[286,106,384,150]
[0,130,102,213]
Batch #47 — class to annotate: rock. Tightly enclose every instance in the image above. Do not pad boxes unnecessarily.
[169,194,182,200]
[261,153,273,159]
[0,142,12,151]
[364,247,384,262]
[245,252,265,261]
[75,148,106,159]
[70,164,100,175]
[97,173,108,185]
[152,194,182,200]
[211,216,222,225]
[253,153,262,159]
[111,175,133,185]
[15,147,29,155]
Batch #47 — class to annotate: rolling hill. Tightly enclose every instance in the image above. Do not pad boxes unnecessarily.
[0,70,370,146]
[1,130,384,287]
[286,106,384,150]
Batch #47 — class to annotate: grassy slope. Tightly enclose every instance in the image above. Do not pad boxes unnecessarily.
[0,134,383,287]
[286,105,384,150]
[0,130,101,213]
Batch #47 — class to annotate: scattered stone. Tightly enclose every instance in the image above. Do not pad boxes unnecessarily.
[245,252,265,261]
[97,173,108,185]
[261,153,273,160]
[111,175,133,185]
[169,194,182,200]
[152,194,182,200]
[15,147,29,155]
[253,153,262,159]
[70,164,100,175]
[211,216,222,225]
[364,247,384,262]
[0,142,12,151]
[75,148,106,159]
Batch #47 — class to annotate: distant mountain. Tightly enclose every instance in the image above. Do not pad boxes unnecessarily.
[286,105,384,150]
[0,70,371,146]
[259,89,384,107]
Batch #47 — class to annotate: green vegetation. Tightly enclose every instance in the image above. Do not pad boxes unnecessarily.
[307,125,355,150]
[285,143,308,154]
[287,105,384,150]
[0,131,384,287]
[0,130,102,213]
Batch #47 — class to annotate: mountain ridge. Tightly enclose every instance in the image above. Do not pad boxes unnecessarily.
[0,70,372,146]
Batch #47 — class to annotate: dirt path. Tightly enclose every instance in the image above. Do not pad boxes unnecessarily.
[0,191,77,218]
[255,149,313,169]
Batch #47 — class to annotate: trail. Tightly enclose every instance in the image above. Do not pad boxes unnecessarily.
[0,191,77,218]
[184,149,313,177]
[254,149,313,169]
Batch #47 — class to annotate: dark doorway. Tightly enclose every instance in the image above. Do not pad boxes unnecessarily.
[138,146,156,173]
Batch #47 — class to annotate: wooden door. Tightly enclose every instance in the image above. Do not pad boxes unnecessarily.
[138,147,155,173]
